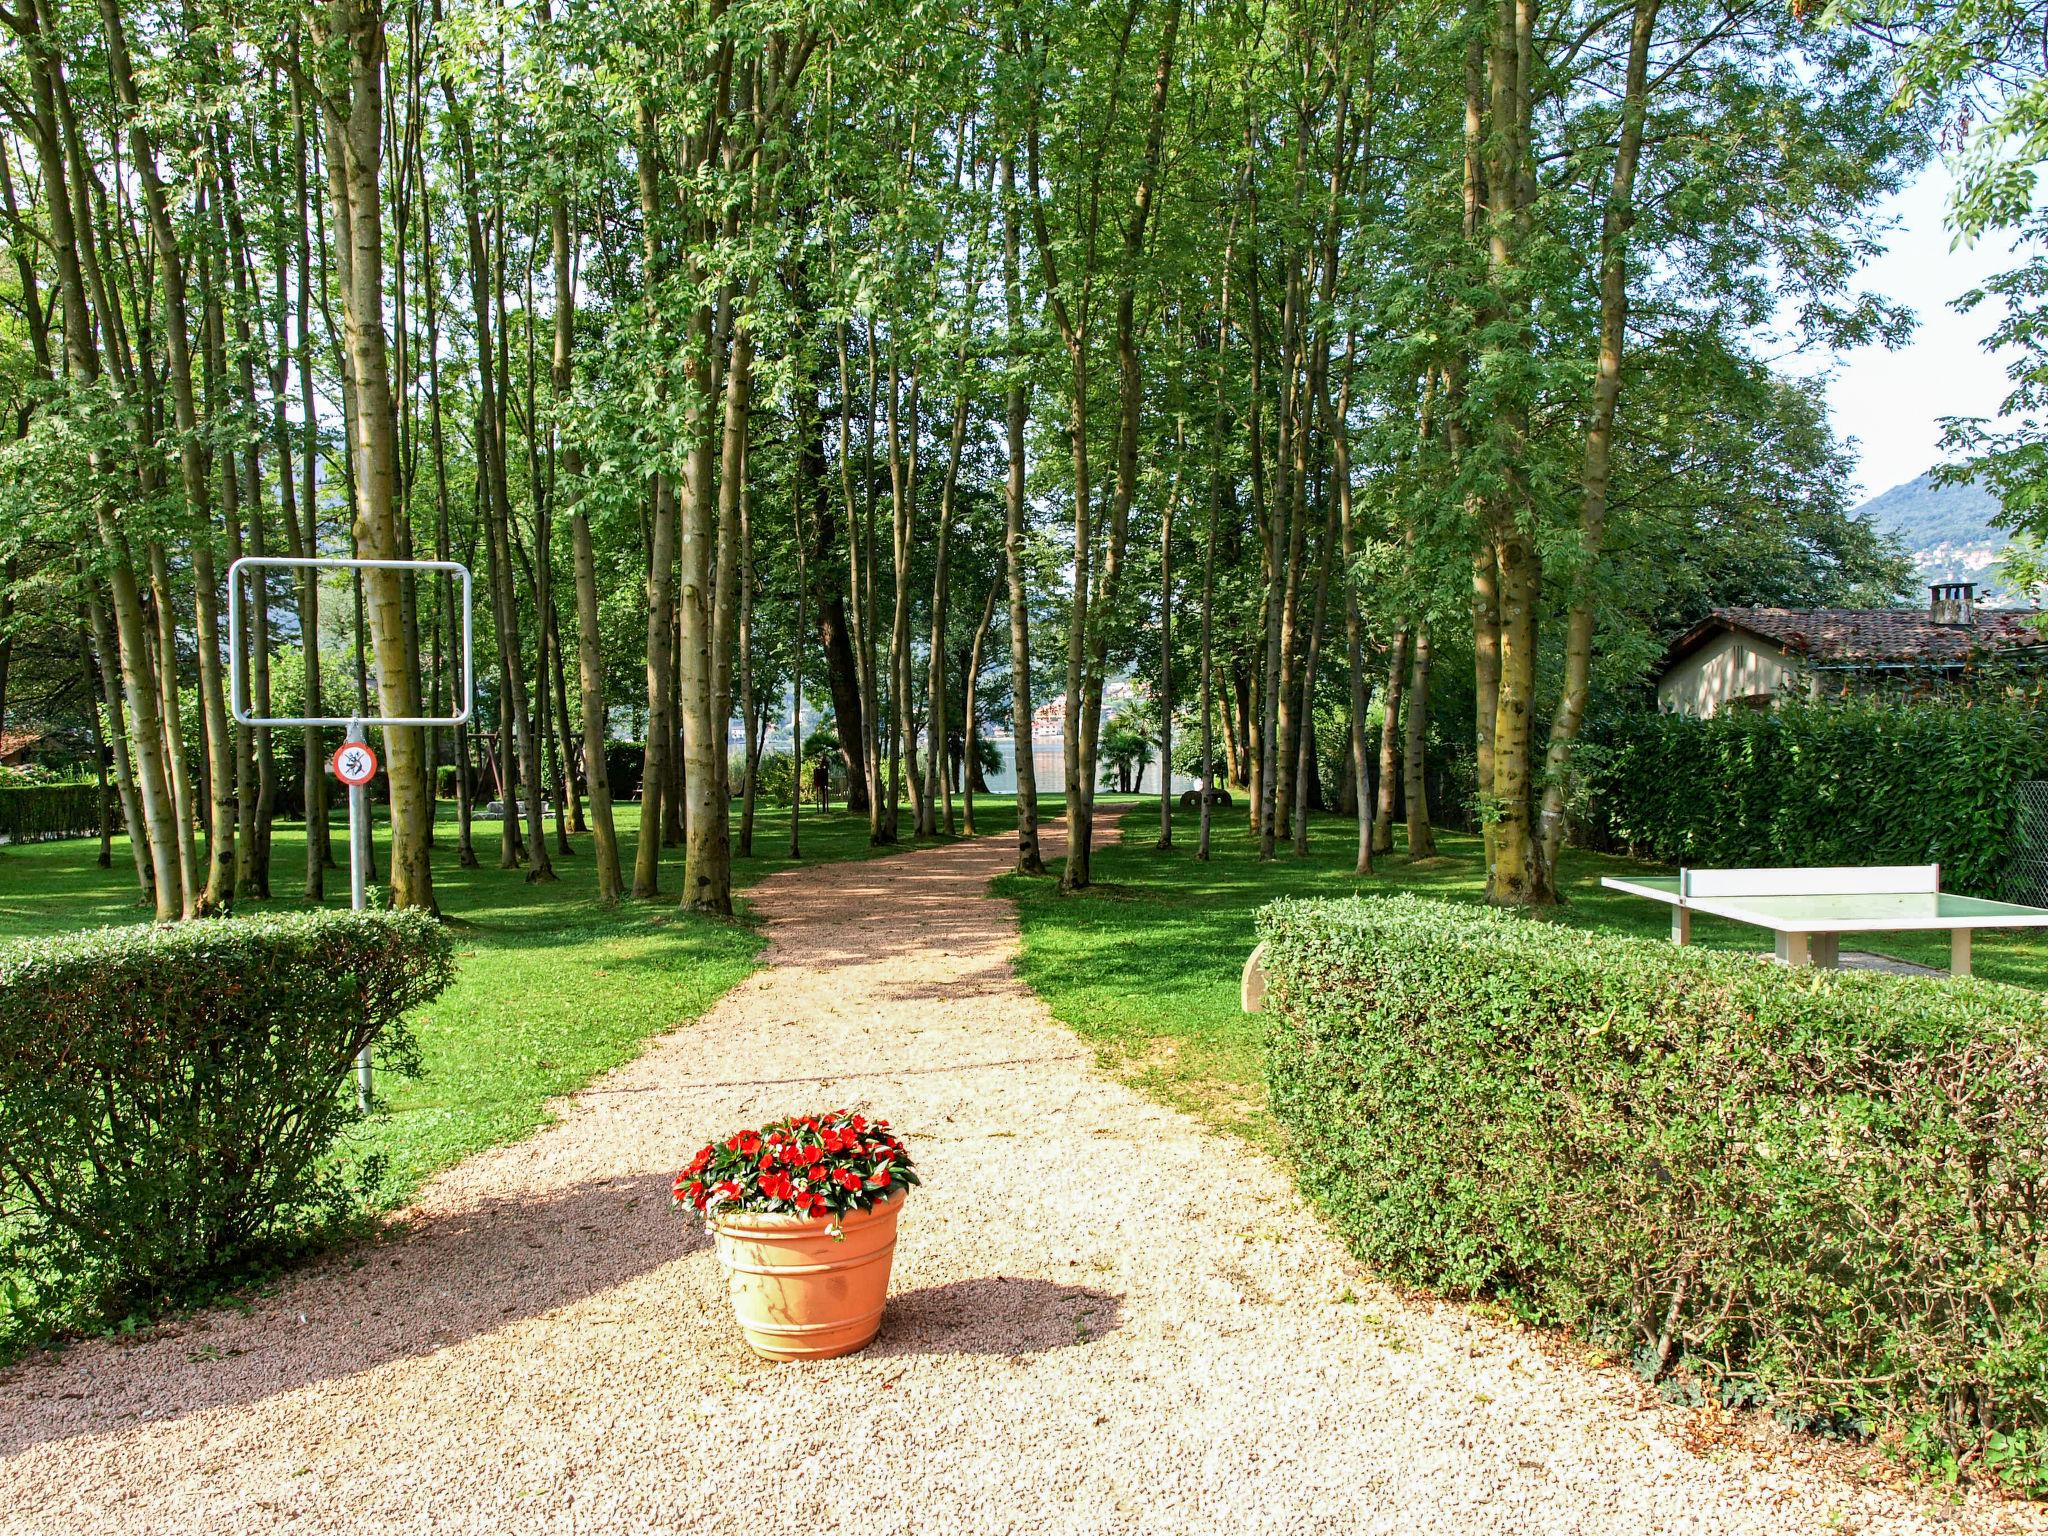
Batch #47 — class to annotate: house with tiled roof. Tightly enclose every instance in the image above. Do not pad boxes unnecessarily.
[1653,583,2048,717]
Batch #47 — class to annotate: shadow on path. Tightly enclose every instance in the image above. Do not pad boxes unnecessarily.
[0,1169,692,1458]
[868,1276,1124,1358]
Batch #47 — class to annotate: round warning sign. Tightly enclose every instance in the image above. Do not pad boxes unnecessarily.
[332,741,379,786]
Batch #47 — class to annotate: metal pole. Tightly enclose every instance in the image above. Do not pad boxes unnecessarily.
[347,716,372,1112]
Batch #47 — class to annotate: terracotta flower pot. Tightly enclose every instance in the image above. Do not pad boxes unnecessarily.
[710,1191,905,1360]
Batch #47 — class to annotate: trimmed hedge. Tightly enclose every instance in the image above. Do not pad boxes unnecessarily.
[1258,895,2048,1491]
[0,782,103,844]
[1581,699,2048,896]
[0,909,454,1334]
[606,741,646,801]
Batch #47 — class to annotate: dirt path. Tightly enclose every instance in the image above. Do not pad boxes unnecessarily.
[1,812,2038,1535]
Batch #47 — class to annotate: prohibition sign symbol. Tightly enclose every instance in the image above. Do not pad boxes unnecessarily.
[332,741,380,786]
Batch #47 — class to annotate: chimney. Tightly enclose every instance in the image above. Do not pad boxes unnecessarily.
[1929,581,1977,627]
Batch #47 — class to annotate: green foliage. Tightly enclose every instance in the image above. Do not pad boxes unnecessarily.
[0,782,103,844]
[675,1111,917,1223]
[0,909,454,1342]
[0,802,1026,1354]
[1258,894,2048,1492]
[1583,698,2048,894]
[1099,701,1158,791]
[1847,0,2048,542]
[747,748,800,805]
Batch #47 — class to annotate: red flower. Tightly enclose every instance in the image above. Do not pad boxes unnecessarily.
[684,1113,913,1222]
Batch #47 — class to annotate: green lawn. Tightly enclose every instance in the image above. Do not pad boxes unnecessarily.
[1003,805,2048,1148]
[0,794,1022,1244]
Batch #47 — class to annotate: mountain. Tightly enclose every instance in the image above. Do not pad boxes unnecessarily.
[1852,471,2014,602]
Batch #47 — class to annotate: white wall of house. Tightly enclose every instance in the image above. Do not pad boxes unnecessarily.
[1656,630,1809,717]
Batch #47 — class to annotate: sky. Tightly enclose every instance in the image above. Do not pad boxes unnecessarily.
[1815,162,2026,505]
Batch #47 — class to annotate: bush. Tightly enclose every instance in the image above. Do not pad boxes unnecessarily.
[0,909,455,1336]
[1258,895,2048,1491]
[0,782,103,844]
[1582,698,2048,895]
[746,748,798,805]
[607,741,646,801]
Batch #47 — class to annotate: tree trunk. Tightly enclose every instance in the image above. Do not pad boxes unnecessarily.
[1196,222,1234,861]
[146,544,202,914]
[678,239,747,912]
[925,331,975,841]
[1488,526,1541,899]
[961,578,998,838]
[737,443,759,860]
[836,321,885,839]
[223,180,278,897]
[84,584,152,895]
[1071,0,1180,886]
[632,99,676,897]
[1477,0,1545,905]
[807,351,866,810]
[882,345,916,846]
[1158,431,1179,851]
[998,152,1044,874]
[1293,493,1335,856]
[325,0,435,910]
[1403,621,1436,858]
[101,0,236,913]
[1326,351,1373,875]
[290,68,331,885]
[15,15,182,916]
[1533,0,1661,891]
[1372,627,1407,856]
[790,399,809,859]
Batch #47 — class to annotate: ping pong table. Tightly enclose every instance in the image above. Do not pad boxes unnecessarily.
[1598,864,2048,976]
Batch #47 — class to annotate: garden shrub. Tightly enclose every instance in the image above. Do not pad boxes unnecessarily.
[606,741,646,801]
[1258,895,2048,1492]
[0,782,104,844]
[0,909,455,1335]
[1582,698,2048,895]
[745,748,800,805]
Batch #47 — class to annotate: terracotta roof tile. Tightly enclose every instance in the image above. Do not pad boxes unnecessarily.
[1711,606,2048,665]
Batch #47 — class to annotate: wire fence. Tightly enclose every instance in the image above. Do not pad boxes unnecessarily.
[2005,780,2048,908]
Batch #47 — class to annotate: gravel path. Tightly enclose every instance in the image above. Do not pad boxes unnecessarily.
[3,811,2040,1535]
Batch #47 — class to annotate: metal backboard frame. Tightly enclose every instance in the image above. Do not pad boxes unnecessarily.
[227,554,474,1113]
[227,555,474,728]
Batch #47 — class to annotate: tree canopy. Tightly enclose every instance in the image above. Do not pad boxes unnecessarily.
[0,0,1943,919]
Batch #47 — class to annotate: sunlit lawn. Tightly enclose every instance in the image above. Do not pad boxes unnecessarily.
[1004,804,2048,1149]
[0,795,1025,1206]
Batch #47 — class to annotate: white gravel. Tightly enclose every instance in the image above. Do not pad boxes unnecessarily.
[1,811,2041,1535]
